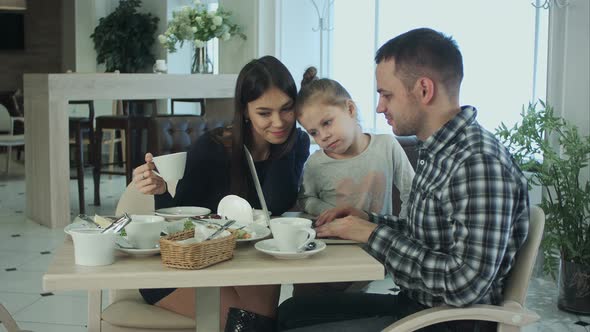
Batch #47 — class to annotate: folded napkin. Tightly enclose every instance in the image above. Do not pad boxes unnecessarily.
[177,223,231,244]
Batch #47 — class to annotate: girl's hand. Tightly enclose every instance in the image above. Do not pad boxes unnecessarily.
[315,216,377,243]
[133,153,167,195]
[315,206,368,226]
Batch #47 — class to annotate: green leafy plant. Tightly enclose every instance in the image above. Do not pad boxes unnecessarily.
[91,0,159,73]
[495,101,590,277]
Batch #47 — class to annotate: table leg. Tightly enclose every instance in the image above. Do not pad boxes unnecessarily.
[88,290,102,332]
[195,287,220,332]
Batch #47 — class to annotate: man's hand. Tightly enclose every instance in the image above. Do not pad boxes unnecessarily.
[315,206,369,226]
[315,216,378,243]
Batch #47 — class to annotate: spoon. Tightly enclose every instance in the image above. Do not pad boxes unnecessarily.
[304,241,317,251]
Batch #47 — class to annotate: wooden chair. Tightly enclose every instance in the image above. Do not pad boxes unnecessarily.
[93,100,156,206]
[68,100,95,213]
[0,303,32,332]
[98,183,196,332]
[381,206,545,332]
[0,104,24,173]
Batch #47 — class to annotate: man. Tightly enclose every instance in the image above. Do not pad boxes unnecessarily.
[277,28,529,332]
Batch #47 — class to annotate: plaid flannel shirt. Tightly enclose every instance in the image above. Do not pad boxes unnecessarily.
[366,106,529,307]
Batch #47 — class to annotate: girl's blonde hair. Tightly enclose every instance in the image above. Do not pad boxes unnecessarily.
[296,67,355,118]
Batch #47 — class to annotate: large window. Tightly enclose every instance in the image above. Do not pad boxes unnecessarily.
[283,0,548,135]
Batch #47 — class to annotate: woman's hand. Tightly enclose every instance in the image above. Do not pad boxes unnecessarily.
[132,153,167,195]
[315,216,377,243]
[315,206,369,226]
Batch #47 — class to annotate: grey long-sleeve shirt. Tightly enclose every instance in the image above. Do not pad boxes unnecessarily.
[298,133,414,217]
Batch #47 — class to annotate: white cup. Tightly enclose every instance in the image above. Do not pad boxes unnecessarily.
[152,152,187,183]
[270,217,316,252]
[70,229,117,266]
[125,215,166,249]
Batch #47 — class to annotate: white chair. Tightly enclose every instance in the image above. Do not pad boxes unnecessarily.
[0,104,24,173]
[0,303,31,332]
[99,183,195,332]
[381,206,545,332]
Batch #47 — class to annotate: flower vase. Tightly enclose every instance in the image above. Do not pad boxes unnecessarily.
[191,46,213,74]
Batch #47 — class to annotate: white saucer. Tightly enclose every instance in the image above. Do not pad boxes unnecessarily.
[155,206,211,219]
[199,220,271,242]
[115,237,160,256]
[254,239,326,259]
[116,245,161,257]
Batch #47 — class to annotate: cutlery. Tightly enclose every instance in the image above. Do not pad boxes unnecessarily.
[304,241,317,251]
[102,213,131,234]
[205,219,236,241]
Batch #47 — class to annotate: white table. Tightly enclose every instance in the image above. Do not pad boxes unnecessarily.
[43,240,384,332]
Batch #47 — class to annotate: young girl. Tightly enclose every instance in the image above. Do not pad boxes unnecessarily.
[297,67,414,220]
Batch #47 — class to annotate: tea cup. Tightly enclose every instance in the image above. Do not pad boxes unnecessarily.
[152,152,187,183]
[125,215,166,249]
[270,217,315,252]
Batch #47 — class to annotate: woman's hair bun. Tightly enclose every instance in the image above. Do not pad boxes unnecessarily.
[301,66,318,87]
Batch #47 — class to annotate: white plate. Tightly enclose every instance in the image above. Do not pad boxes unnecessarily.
[193,220,271,242]
[64,218,98,235]
[154,206,211,219]
[115,237,161,256]
[236,224,271,242]
[115,245,161,256]
[254,239,326,259]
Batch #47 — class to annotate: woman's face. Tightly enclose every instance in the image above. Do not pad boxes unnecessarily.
[246,87,295,146]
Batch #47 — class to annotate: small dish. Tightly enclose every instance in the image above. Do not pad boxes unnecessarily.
[115,237,160,256]
[155,206,211,219]
[198,220,271,242]
[254,239,326,259]
[115,245,161,257]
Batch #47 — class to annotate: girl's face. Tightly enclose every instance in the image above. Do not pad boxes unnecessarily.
[246,87,296,146]
[298,100,358,156]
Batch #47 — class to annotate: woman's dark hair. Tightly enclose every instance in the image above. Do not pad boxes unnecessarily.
[228,55,298,197]
[375,28,463,99]
[296,66,353,116]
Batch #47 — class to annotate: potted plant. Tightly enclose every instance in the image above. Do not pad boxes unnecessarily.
[158,1,246,74]
[91,0,159,73]
[495,101,590,314]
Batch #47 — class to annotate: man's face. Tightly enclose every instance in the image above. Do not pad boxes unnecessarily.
[376,59,421,136]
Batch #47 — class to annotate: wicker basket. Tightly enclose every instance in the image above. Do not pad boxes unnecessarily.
[159,229,237,270]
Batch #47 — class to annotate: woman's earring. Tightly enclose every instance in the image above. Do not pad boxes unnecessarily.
[245,118,250,123]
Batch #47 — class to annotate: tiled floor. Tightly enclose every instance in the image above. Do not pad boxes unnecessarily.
[0,155,588,331]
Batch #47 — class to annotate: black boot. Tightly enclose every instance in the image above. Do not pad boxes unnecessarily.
[224,307,276,332]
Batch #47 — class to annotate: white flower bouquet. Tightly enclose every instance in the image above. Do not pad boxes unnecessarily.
[159,0,246,53]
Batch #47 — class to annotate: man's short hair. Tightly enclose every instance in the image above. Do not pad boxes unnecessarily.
[375,28,463,99]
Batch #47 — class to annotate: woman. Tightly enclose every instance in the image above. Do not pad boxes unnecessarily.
[132,55,310,331]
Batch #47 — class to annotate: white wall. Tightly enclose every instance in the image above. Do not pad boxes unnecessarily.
[546,1,590,184]
[278,0,319,89]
